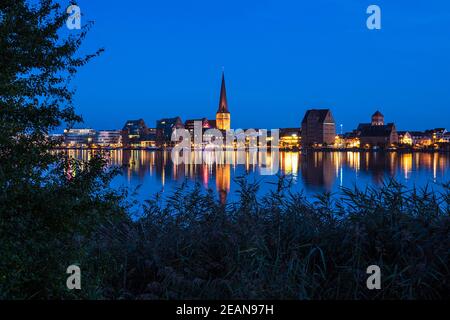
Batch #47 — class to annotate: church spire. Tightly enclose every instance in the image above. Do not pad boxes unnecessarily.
[215,71,231,131]
[217,72,229,113]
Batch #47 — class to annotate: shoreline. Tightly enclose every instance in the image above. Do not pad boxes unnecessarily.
[52,146,450,153]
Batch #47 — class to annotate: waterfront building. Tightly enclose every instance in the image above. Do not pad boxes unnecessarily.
[156,117,184,147]
[122,119,148,138]
[409,131,433,147]
[301,109,336,147]
[359,124,398,148]
[63,128,97,147]
[334,134,346,149]
[425,128,447,143]
[184,118,215,147]
[342,131,360,148]
[397,131,413,145]
[96,130,123,147]
[122,119,149,146]
[357,111,398,148]
[138,129,157,148]
[208,120,217,129]
[185,118,212,133]
[442,133,450,143]
[279,128,301,149]
[215,72,231,131]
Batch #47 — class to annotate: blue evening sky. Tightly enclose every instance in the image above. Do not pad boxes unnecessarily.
[62,0,450,132]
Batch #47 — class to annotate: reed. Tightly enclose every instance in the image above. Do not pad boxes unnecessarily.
[91,176,449,300]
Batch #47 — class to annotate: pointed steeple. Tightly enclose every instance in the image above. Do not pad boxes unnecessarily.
[215,71,231,131]
[217,72,229,113]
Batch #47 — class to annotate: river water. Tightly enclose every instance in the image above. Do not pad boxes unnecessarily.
[63,149,450,205]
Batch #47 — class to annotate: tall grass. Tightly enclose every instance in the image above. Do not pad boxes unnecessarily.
[88,177,449,300]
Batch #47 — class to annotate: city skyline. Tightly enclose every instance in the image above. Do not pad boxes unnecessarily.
[67,0,450,131]
[63,71,447,139]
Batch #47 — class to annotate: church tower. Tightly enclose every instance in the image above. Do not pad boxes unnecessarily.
[216,72,231,131]
[371,110,384,126]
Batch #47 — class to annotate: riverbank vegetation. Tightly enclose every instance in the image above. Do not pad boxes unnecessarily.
[86,177,450,300]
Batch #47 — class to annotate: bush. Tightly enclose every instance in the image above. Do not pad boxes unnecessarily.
[91,177,450,300]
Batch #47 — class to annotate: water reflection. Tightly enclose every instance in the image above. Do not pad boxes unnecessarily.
[62,150,450,202]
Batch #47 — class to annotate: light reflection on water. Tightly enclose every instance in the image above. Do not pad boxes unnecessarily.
[62,150,450,204]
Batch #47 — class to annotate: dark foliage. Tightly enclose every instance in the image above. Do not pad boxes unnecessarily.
[0,0,127,299]
[96,179,449,300]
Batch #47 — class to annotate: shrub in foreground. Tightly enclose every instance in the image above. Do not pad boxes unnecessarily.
[93,178,450,300]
